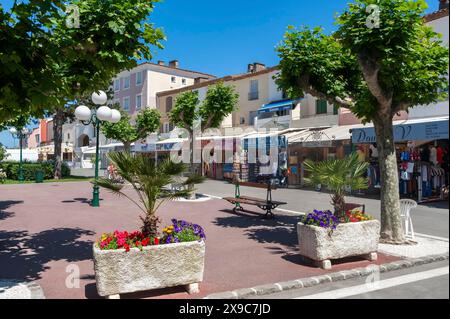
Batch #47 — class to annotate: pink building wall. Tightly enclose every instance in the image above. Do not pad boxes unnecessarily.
[27,127,40,149]
[113,71,148,115]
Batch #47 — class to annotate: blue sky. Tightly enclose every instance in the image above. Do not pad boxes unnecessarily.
[0,0,441,147]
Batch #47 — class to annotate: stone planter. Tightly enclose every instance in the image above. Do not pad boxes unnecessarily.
[93,240,205,299]
[297,220,380,269]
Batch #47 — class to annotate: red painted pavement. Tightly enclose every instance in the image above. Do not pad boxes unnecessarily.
[0,182,400,299]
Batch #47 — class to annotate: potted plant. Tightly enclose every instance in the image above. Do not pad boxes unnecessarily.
[298,153,380,269]
[93,152,205,299]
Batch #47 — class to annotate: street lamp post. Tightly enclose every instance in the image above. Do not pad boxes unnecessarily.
[9,127,30,183]
[75,90,121,207]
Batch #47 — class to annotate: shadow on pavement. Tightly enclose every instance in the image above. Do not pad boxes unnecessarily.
[214,209,301,251]
[61,198,103,205]
[0,228,95,281]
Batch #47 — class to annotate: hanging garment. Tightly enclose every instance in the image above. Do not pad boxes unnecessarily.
[407,162,415,173]
[430,147,438,165]
[437,147,444,165]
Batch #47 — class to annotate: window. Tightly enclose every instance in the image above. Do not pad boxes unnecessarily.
[67,133,70,140]
[240,117,246,125]
[249,80,259,100]
[171,76,176,83]
[136,94,142,110]
[35,134,40,145]
[136,71,143,85]
[123,97,130,110]
[182,78,187,85]
[114,79,120,91]
[166,97,173,113]
[316,99,327,114]
[124,76,130,89]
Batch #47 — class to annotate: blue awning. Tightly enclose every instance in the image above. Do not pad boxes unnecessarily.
[258,99,297,114]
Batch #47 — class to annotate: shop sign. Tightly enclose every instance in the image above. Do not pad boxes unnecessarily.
[351,119,449,143]
[302,141,333,148]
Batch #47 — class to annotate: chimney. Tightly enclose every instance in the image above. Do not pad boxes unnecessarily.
[157,60,165,66]
[247,62,266,73]
[253,63,266,72]
[168,60,179,68]
[194,77,209,84]
[439,0,449,9]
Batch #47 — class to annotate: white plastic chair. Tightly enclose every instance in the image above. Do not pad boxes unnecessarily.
[400,199,417,240]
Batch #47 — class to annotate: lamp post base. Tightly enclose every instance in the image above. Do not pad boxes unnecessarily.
[92,185,100,207]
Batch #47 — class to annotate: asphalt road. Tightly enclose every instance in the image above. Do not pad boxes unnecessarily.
[195,179,449,239]
[248,260,449,299]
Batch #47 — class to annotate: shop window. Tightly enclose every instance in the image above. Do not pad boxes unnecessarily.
[316,100,327,114]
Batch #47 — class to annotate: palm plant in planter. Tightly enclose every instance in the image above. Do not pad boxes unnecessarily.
[299,153,379,270]
[92,152,206,298]
[96,151,204,237]
[303,153,369,218]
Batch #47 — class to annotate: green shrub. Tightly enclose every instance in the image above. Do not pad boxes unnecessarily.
[0,160,70,180]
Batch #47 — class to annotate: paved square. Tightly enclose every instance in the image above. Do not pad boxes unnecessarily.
[0,181,400,299]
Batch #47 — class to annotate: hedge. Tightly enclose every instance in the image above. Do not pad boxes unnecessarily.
[0,160,70,181]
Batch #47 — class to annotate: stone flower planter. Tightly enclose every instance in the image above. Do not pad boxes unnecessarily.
[93,240,205,299]
[297,220,380,269]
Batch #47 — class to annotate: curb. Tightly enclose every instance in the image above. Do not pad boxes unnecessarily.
[203,252,449,299]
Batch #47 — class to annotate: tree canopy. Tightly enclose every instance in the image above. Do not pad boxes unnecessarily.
[170,82,239,132]
[276,0,448,122]
[101,108,161,151]
[0,0,165,123]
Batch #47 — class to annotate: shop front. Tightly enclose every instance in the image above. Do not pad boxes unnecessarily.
[350,116,449,203]
[286,125,362,187]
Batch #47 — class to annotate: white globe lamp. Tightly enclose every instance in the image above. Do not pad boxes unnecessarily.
[92,90,108,105]
[96,106,113,122]
[110,109,122,123]
[75,105,92,121]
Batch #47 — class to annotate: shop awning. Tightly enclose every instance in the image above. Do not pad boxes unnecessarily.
[258,99,296,114]
[351,116,449,144]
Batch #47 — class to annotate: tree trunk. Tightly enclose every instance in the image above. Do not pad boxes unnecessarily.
[123,141,132,153]
[53,108,65,180]
[331,193,346,218]
[188,129,196,199]
[188,129,195,174]
[141,214,161,238]
[373,115,405,244]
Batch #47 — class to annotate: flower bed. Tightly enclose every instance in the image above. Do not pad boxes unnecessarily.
[298,209,380,269]
[93,219,206,298]
[97,219,206,252]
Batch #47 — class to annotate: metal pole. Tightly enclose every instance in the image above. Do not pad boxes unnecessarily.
[92,119,100,207]
[18,133,24,182]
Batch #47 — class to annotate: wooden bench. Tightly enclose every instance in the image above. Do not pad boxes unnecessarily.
[223,178,287,219]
